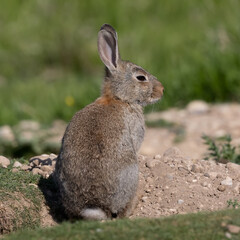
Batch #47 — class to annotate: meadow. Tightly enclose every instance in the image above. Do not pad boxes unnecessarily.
[1,0,240,125]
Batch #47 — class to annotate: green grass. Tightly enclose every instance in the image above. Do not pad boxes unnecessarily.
[0,74,100,125]
[5,209,240,240]
[0,163,43,233]
[1,0,240,125]
[202,134,240,164]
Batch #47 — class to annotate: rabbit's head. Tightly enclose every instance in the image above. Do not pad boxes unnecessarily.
[98,24,164,106]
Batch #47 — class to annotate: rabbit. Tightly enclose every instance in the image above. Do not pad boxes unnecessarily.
[54,24,164,220]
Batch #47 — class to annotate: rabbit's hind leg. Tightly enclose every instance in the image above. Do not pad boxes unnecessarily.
[117,192,139,218]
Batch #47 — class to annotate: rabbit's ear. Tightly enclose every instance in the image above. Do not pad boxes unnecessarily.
[98,24,119,71]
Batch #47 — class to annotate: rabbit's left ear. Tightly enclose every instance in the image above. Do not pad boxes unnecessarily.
[98,24,119,71]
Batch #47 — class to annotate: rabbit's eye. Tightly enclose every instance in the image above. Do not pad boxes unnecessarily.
[136,75,147,81]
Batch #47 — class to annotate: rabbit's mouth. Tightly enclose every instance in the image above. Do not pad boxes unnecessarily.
[137,97,161,106]
[149,97,161,104]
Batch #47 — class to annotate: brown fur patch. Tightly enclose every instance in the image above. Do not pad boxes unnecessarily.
[96,82,118,105]
[95,96,113,105]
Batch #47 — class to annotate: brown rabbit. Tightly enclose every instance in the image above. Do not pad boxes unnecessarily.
[54,24,164,220]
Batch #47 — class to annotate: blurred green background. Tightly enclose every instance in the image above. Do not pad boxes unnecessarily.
[1,0,240,126]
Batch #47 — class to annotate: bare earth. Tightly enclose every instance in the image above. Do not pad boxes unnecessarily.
[133,101,240,218]
[2,101,240,229]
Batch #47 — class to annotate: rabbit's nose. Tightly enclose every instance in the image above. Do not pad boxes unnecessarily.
[159,85,164,96]
[161,86,164,95]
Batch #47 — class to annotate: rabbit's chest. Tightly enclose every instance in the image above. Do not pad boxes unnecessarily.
[124,105,145,152]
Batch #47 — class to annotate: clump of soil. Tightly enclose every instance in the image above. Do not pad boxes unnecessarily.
[0,192,43,234]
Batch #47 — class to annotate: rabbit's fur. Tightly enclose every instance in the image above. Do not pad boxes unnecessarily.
[54,24,164,220]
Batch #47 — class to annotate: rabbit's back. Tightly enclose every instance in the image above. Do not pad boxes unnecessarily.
[55,99,144,217]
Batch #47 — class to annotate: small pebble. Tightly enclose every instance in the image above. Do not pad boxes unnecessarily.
[209,172,218,180]
[11,168,19,173]
[40,165,53,173]
[21,164,31,171]
[13,161,22,168]
[146,159,160,168]
[32,159,40,166]
[141,196,148,202]
[201,182,208,187]
[32,168,43,175]
[204,173,210,178]
[178,199,184,204]
[227,224,240,234]
[225,232,232,239]
[221,177,233,186]
[0,156,10,168]
[217,185,226,192]
[154,154,161,160]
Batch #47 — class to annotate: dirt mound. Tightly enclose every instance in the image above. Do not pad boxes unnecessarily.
[9,148,240,224]
[1,101,240,233]
[133,148,240,218]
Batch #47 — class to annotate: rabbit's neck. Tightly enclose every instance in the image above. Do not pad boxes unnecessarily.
[124,103,145,153]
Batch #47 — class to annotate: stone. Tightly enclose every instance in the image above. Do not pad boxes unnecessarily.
[166,174,174,180]
[42,172,50,179]
[52,161,56,167]
[225,232,232,239]
[18,131,35,144]
[41,154,49,157]
[0,156,10,168]
[217,185,226,192]
[32,168,43,175]
[204,173,210,178]
[208,172,218,180]
[162,147,184,163]
[146,159,160,168]
[141,196,148,202]
[191,164,203,173]
[233,183,240,194]
[178,199,184,204]
[201,182,208,187]
[13,161,22,168]
[145,189,151,193]
[221,177,233,186]
[227,224,240,234]
[16,120,40,131]
[163,147,182,158]
[49,153,58,160]
[186,100,210,114]
[32,159,40,166]
[11,168,19,173]
[21,164,31,171]
[43,136,61,152]
[29,155,52,166]
[40,165,53,173]
[0,125,15,143]
[154,154,162,160]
